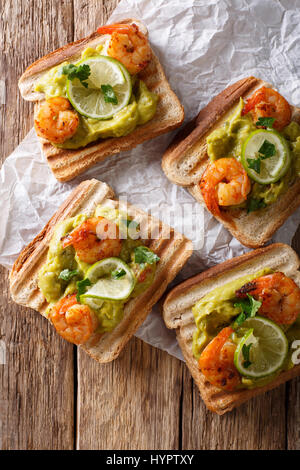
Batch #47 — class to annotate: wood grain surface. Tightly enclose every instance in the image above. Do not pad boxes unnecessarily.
[0,0,299,450]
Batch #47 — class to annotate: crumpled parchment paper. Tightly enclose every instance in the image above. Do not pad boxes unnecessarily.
[1,0,300,361]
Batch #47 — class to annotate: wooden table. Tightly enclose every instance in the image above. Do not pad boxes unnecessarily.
[0,0,299,450]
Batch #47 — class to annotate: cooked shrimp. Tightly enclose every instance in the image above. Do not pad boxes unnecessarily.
[242,87,291,131]
[199,158,251,216]
[97,23,151,75]
[34,97,79,144]
[199,327,241,391]
[61,216,122,265]
[49,294,98,345]
[236,272,300,325]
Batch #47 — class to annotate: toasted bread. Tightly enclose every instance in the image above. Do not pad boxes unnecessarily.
[163,243,300,414]
[162,77,300,248]
[9,179,193,363]
[19,19,184,182]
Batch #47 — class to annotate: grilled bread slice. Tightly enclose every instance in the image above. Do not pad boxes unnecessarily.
[9,179,193,363]
[162,77,300,248]
[19,19,184,182]
[163,243,300,414]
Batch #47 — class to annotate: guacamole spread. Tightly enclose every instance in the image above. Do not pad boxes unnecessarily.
[38,206,159,335]
[35,46,158,149]
[206,98,300,209]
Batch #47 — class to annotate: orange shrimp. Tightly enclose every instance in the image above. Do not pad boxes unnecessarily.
[199,327,241,391]
[34,97,79,144]
[242,87,291,131]
[236,272,300,325]
[97,23,151,75]
[199,157,251,216]
[49,294,98,345]
[61,216,122,265]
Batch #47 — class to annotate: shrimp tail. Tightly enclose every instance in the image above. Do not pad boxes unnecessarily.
[97,23,137,35]
[199,179,221,217]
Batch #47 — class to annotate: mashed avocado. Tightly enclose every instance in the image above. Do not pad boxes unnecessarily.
[206,98,300,208]
[192,268,272,360]
[39,205,158,333]
[38,215,87,303]
[207,99,256,161]
[35,47,158,149]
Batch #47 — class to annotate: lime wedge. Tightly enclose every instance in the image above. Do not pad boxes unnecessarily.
[234,316,288,378]
[241,129,291,184]
[80,257,135,302]
[67,56,132,120]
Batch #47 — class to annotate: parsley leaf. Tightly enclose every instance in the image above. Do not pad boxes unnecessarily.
[247,157,261,173]
[256,117,275,128]
[58,269,79,282]
[111,268,126,280]
[234,294,262,327]
[247,198,267,213]
[101,84,118,104]
[122,218,140,230]
[76,278,91,302]
[134,246,160,265]
[258,139,276,159]
[242,343,253,368]
[62,63,91,88]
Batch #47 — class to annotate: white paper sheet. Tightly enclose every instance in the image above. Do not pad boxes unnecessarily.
[1,0,300,361]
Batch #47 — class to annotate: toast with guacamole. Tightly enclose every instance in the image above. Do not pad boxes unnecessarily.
[19,19,184,182]
[9,179,192,363]
[162,77,300,248]
[163,243,300,414]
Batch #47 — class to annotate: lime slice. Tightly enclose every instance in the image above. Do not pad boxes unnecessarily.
[234,316,288,378]
[241,129,291,184]
[67,56,132,120]
[80,257,135,302]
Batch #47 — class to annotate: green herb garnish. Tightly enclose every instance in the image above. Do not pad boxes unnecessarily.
[256,117,275,128]
[234,294,262,327]
[258,139,276,159]
[242,343,253,368]
[122,218,140,230]
[101,84,118,104]
[62,63,91,88]
[76,278,91,302]
[58,269,79,282]
[111,268,126,280]
[247,157,261,174]
[134,246,160,265]
[247,198,267,213]
[247,139,276,175]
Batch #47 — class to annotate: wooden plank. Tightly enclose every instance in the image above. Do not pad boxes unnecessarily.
[73,0,118,39]
[77,338,183,450]
[181,368,286,449]
[0,0,75,450]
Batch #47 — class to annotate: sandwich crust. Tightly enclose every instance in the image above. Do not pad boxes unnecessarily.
[19,19,184,182]
[163,243,300,414]
[162,77,300,248]
[9,179,193,363]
